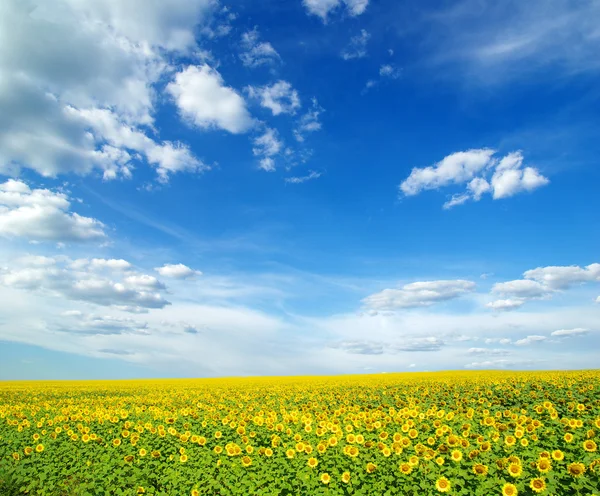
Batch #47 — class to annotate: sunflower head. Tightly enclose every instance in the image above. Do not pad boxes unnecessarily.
[320,473,331,484]
[502,482,518,496]
[508,463,523,477]
[435,477,451,493]
[530,478,546,494]
[567,462,586,477]
[341,471,351,483]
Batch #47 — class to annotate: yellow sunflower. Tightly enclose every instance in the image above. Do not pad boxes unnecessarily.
[502,482,518,496]
[508,463,523,477]
[537,458,552,473]
[341,472,351,483]
[320,473,331,485]
[530,478,546,494]
[435,477,451,493]
[567,462,585,477]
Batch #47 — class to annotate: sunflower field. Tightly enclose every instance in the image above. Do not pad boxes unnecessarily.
[1,370,599,496]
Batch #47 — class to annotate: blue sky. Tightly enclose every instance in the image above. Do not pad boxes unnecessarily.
[1,0,599,380]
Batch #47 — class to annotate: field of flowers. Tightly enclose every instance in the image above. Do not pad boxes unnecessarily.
[1,370,599,496]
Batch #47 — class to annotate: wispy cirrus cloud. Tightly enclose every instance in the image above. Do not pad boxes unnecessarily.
[421,0,600,83]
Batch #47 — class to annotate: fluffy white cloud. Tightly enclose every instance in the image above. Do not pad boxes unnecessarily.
[492,279,550,298]
[155,263,202,279]
[401,149,495,196]
[303,0,369,21]
[341,29,370,60]
[246,81,301,116]
[0,0,212,179]
[514,335,547,346]
[240,28,281,68]
[486,299,525,311]
[401,149,549,208]
[363,280,476,310]
[294,98,324,142]
[0,255,169,311]
[66,107,204,181]
[551,328,589,337]
[491,152,550,199]
[485,338,512,345]
[70,258,132,271]
[524,263,600,289]
[487,262,600,311]
[0,180,106,242]
[167,65,255,134]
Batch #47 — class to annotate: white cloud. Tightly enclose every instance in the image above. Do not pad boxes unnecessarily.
[240,28,281,68]
[258,158,276,172]
[253,129,283,158]
[486,262,600,311]
[0,255,170,310]
[303,0,369,21]
[124,274,165,290]
[401,149,495,196]
[285,171,322,184]
[0,0,213,180]
[55,311,149,335]
[294,98,324,142]
[465,358,539,369]
[155,263,202,279]
[82,259,132,271]
[66,107,204,182]
[551,328,589,337]
[423,0,600,83]
[341,29,370,60]
[486,299,525,311]
[331,337,445,355]
[363,279,476,310]
[167,65,255,134]
[363,64,402,93]
[491,152,550,199]
[0,180,106,242]
[492,279,550,298]
[467,347,511,356]
[251,128,284,172]
[597,296,600,304]
[246,81,301,116]
[524,263,600,289]
[485,338,512,345]
[514,335,547,346]
[401,149,548,208]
